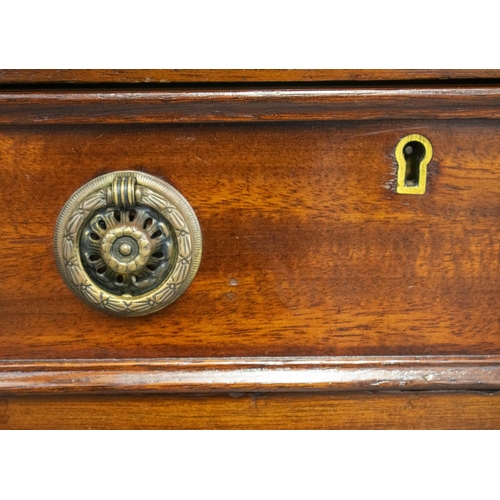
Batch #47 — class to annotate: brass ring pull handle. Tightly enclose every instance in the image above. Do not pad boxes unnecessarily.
[54,171,202,316]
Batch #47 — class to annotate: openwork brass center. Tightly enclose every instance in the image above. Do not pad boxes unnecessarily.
[80,205,175,295]
[54,171,202,316]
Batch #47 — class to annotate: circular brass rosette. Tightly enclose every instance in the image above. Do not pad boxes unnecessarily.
[54,171,202,316]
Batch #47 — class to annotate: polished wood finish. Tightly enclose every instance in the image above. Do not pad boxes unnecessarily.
[1,69,500,84]
[1,357,500,394]
[2,392,500,429]
[2,70,500,427]
[2,117,500,362]
[2,87,500,124]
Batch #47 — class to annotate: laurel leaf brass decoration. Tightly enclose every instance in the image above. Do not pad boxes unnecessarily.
[54,171,202,316]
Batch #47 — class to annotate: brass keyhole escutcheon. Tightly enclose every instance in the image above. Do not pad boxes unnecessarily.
[395,134,433,195]
[54,171,202,316]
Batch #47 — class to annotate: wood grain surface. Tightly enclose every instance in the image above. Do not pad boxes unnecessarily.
[2,80,500,420]
[2,114,500,361]
[1,357,500,394]
[1,391,500,429]
[2,76,500,428]
[1,69,500,84]
[2,87,500,124]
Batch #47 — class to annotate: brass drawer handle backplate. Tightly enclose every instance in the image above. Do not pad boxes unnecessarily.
[54,171,202,316]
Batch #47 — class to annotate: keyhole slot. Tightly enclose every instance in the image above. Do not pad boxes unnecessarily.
[395,134,433,195]
[403,141,425,187]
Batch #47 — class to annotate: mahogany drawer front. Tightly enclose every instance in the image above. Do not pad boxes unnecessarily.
[1,85,500,394]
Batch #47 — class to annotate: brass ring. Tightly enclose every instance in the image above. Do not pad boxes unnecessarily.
[54,171,202,316]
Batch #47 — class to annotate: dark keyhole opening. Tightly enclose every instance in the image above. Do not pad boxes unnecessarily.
[403,141,426,187]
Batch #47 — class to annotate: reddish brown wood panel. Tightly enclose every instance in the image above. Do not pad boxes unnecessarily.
[1,357,500,394]
[1,70,500,84]
[2,118,500,359]
[2,88,500,124]
[1,392,500,429]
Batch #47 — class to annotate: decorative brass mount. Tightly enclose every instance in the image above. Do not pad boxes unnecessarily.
[54,171,202,316]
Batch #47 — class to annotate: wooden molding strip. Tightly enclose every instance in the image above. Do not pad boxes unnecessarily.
[1,356,500,394]
[1,70,500,84]
[1,87,500,124]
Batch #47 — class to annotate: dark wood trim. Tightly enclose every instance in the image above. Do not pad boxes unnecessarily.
[1,356,500,394]
[1,87,500,124]
[1,70,500,84]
